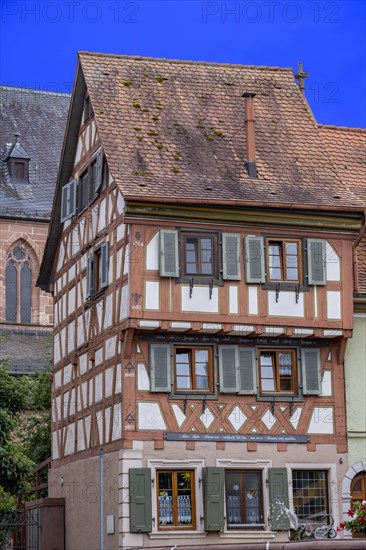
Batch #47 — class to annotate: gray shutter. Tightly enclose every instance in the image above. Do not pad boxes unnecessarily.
[150,344,171,392]
[238,348,257,394]
[100,242,109,289]
[69,179,77,217]
[222,233,241,280]
[94,147,104,193]
[307,239,326,285]
[219,347,239,393]
[61,184,69,222]
[203,467,224,531]
[268,468,290,530]
[159,229,179,277]
[245,236,265,283]
[86,255,94,297]
[301,348,321,395]
[129,468,152,533]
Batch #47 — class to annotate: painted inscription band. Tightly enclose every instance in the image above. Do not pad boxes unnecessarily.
[165,432,309,443]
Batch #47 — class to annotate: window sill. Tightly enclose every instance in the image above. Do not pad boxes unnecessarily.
[256,394,303,403]
[219,530,276,539]
[149,531,207,540]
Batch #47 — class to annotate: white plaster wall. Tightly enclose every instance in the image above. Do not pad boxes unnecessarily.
[145,281,160,310]
[327,291,341,319]
[248,286,258,315]
[138,402,167,430]
[146,232,159,270]
[326,242,340,281]
[229,285,239,314]
[268,291,304,317]
[181,286,219,313]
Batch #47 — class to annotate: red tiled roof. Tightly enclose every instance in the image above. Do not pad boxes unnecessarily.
[78,52,363,209]
[319,125,366,292]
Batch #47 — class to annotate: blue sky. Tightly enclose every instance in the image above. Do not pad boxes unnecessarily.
[1,0,365,127]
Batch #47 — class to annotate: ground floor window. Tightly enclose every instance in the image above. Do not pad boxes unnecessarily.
[292,470,329,525]
[157,469,195,529]
[225,470,264,528]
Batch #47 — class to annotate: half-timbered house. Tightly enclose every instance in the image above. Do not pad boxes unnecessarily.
[38,53,365,549]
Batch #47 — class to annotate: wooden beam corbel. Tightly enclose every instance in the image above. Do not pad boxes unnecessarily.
[336,336,348,365]
[123,327,135,359]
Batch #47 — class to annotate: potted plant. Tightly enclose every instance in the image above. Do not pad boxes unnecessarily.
[338,501,366,538]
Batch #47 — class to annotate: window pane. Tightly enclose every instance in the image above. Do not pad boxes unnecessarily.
[200,238,213,274]
[292,470,329,526]
[194,349,209,389]
[261,379,275,391]
[279,352,294,391]
[245,473,261,524]
[6,262,17,322]
[185,239,197,274]
[226,472,243,525]
[176,350,191,389]
[20,265,31,323]
[13,246,25,260]
[158,472,173,525]
[260,353,275,392]
[286,267,299,281]
[195,349,208,363]
[177,472,193,525]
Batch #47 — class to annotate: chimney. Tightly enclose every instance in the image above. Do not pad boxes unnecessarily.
[294,61,309,96]
[242,92,257,178]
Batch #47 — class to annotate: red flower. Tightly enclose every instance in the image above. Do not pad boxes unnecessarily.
[360,517,365,524]
[339,522,345,529]
[348,509,354,517]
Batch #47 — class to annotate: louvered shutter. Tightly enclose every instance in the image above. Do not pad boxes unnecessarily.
[301,348,321,395]
[100,242,109,288]
[245,236,265,283]
[94,147,104,193]
[150,344,171,392]
[61,184,68,222]
[222,233,241,280]
[238,348,257,394]
[307,239,326,285]
[219,347,238,393]
[203,467,224,531]
[159,230,179,277]
[129,468,152,533]
[86,255,94,297]
[268,468,290,530]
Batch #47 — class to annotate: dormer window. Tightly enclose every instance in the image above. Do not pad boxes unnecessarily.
[83,95,94,123]
[7,133,30,183]
[10,158,29,183]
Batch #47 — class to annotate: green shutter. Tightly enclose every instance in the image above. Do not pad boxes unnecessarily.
[219,347,238,393]
[129,468,152,533]
[203,467,224,531]
[94,147,104,193]
[160,229,179,277]
[245,236,265,283]
[268,468,290,530]
[238,348,257,394]
[222,233,241,280]
[301,348,321,395]
[307,239,326,285]
[100,242,109,288]
[150,344,171,392]
[69,179,77,217]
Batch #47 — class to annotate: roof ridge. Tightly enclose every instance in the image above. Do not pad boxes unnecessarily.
[318,124,366,134]
[0,85,71,97]
[77,51,294,72]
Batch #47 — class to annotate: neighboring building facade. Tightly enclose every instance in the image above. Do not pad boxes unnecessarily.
[320,125,366,531]
[38,53,365,549]
[0,86,70,374]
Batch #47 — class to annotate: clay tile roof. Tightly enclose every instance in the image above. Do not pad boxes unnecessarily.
[319,125,366,292]
[78,52,363,209]
[0,86,70,220]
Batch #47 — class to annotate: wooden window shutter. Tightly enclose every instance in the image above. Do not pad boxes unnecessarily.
[86,255,94,297]
[219,347,238,393]
[307,239,326,285]
[69,179,77,217]
[150,344,171,392]
[94,147,104,193]
[61,184,69,222]
[129,468,152,533]
[159,229,179,277]
[203,467,224,531]
[245,236,265,283]
[301,348,321,395]
[238,348,257,394]
[100,242,109,289]
[268,468,290,530]
[222,233,241,280]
